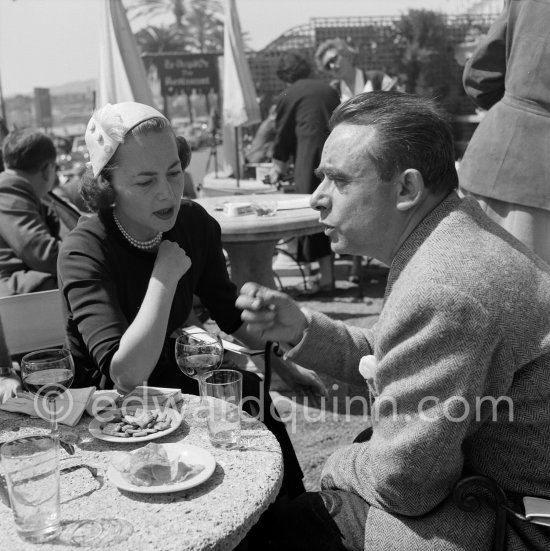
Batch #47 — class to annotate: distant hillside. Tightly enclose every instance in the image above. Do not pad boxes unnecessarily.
[50,79,97,96]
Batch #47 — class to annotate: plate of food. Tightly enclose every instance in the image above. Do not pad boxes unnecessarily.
[107,442,216,494]
[88,407,182,443]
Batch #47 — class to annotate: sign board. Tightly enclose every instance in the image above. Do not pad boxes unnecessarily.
[143,53,220,97]
[33,87,52,128]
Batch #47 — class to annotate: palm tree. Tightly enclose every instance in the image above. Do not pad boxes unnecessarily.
[184,0,223,53]
[135,24,188,53]
[129,0,224,53]
[393,10,453,98]
[128,0,188,29]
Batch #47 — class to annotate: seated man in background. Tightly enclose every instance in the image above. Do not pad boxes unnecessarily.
[0,129,60,296]
[237,91,550,550]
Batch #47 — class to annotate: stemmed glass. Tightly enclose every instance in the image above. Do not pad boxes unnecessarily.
[20,348,75,442]
[175,333,223,418]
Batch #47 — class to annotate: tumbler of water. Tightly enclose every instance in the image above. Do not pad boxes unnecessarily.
[0,435,60,543]
[204,369,242,449]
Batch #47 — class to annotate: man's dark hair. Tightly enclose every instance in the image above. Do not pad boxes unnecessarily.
[331,91,458,193]
[2,128,56,173]
[276,52,312,84]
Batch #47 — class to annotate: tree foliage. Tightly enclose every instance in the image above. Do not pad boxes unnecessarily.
[129,0,224,54]
[392,9,454,100]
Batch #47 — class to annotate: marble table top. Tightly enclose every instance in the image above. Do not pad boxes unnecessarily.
[0,394,283,550]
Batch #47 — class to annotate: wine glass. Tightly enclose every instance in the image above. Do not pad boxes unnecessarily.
[20,348,75,442]
[175,332,223,417]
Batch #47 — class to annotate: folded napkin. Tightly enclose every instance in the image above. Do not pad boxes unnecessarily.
[0,387,96,427]
[86,386,183,416]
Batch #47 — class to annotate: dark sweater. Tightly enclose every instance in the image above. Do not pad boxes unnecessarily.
[57,200,242,388]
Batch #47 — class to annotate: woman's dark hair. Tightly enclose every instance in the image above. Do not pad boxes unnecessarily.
[175,135,192,170]
[80,117,173,212]
[276,52,312,84]
[330,91,458,193]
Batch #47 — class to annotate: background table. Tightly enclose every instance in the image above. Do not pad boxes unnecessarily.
[200,173,278,197]
[194,193,322,289]
[0,395,283,551]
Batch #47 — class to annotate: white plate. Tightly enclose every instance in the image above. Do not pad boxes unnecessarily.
[88,408,182,443]
[107,443,216,494]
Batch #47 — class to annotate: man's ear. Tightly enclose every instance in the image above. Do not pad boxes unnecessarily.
[395,169,425,211]
[41,161,56,183]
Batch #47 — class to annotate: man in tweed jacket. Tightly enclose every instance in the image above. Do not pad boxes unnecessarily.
[236,91,550,550]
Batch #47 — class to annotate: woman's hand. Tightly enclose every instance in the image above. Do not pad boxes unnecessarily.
[152,240,192,286]
[0,372,22,404]
[236,282,308,345]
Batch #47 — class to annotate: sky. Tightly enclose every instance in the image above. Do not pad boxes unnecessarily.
[0,0,472,97]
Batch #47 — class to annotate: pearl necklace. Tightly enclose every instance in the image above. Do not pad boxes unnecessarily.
[113,212,162,251]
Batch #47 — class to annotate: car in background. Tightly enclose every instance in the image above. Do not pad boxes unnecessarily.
[70,136,89,164]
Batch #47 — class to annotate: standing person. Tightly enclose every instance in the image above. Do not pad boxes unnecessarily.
[0,129,60,296]
[58,102,326,498]
[315,37,398,283]
[236,91,550,550]
[459,0,550,264]
[314,38,398,102]
[268,52,340,293]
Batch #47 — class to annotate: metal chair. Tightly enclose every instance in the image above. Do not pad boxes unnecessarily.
[453,474,550,551]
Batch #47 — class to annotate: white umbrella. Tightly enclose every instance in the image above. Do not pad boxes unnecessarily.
[97,0,155,108]
[222,0,261,181]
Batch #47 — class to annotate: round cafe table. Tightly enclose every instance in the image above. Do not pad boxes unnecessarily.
[0,395,283,551]
[194,193,322,289]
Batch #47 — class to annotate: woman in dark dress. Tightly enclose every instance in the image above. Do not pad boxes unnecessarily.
[58,101,326,497]
[267,53,340,292]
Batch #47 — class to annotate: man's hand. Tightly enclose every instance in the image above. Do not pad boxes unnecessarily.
[273,359,328,402]
[0,372,22,404]
[236,282,308,345]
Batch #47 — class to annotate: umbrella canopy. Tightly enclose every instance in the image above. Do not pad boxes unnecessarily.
[97,0,155,108]
[222,0,261,127]
[222,0,261,179]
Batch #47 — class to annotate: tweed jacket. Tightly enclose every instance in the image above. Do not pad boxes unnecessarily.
[288,193,550,550]
[0,172,60,296]
[459,0,550,211]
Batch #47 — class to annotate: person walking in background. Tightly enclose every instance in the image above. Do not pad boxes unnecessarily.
[459,0,550,264]
[0,129,60,296]
[267,52,340,293]
[315,37,399,283]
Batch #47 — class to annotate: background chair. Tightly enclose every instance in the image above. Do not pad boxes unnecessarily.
[0,289,65,356]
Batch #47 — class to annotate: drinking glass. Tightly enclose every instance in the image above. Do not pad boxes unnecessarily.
[20,349,75,441]
[175,332,223,417]
[1,435,60,543]
[204,369,242,449]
